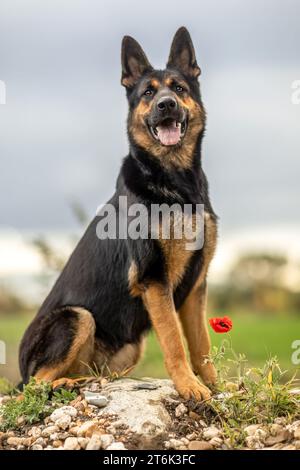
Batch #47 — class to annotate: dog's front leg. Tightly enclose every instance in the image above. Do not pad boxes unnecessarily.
[142,283,211,401]
[179,282,217,387]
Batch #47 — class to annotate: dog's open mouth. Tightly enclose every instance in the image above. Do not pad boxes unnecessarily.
[149,117,187,146]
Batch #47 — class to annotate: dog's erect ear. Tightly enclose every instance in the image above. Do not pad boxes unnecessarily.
[121,36,153,88]
[167,27,201,79]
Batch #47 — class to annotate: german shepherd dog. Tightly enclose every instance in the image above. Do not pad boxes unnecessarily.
[19,27,218,400]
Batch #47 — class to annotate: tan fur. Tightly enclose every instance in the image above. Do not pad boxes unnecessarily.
[92,337,146,375]
[35,308,95,382]
[128,260,144,297]
[158,212,196,287]
[142,284,211,400]
[151,78,160,89]
[192,212,217,291]
[107,339,146,374]
[179,283,217,386]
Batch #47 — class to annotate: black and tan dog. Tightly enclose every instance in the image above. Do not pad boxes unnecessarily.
[19,27,218,400]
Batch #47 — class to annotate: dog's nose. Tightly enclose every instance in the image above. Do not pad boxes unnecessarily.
[157,96,177,113]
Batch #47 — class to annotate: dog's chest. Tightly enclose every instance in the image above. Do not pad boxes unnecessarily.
[157,211,206,288]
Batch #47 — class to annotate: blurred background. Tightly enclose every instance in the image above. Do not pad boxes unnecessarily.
[0,0,299,384]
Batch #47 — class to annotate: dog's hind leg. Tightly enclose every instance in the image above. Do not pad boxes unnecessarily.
[19,307,95,385]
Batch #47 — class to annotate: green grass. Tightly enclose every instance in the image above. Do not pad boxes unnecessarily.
[0,378,77,431]
[136,313,300,379]
[0,312,299,385]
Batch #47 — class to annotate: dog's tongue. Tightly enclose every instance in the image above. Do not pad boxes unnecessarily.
[157,121,181,146]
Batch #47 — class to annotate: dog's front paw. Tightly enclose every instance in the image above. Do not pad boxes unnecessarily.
[174,374,211,401]
[193,361,218,388]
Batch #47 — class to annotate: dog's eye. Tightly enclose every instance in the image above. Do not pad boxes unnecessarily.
[144,89,153,96]
[175,85,184,93]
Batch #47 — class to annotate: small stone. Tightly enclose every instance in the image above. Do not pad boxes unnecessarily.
[244,424,261,436]
[265,430,290,446]
[7,437,23,447]
[294,427,300,440]
[270,424,283,436]
[77,420,99,437]
[199,420,207,428]
[83,392,108,408]
[189,411,200,420]
[52,440,63,448]
[56,414,72,430]
[42,425,59,437]
[89,383,101,392]
[86,434,102,450]
[100,434,114,449]
[22,437,32,447]
[175,403,188,417]
[28,427,42,438]
[57,432,69,440]
[274,417,287,426]
[106,442,126,450]
[17,445,25,450]
[64,437,80,450]
[294,440,300,450]
[33,437,46,447]
[78,437,89,449]
[180,437,189,446]
[209,437,223,447]
[188,440,213,450]
[168,438,183,449]
[50,406,77,422]
[31,444,43,450]
[186,432,198,441]
[69,426,79,436]
[202,426,221,440]
[245,436,264,450]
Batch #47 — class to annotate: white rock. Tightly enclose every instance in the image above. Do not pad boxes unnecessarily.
[78,437,89,449]
[175,403,188,417]
[83,392,108,408]
[42,425,59,437]
[107,442,126,450]
[64,437,80,450]
[32,437,46,447]
[50,406,77,422]
[31,444,43,450]
[28,427,42,438]
[209,437,223,447]
[86,434,102,450]
[202,426,221,440]
[245,436,265,450]
[98,378,174,441]
[244,424,261,436]
[76,420,97,437]
[100,434,114,449]
[180,437,189,446]
[56,414,72,430]
[168,438,183,449]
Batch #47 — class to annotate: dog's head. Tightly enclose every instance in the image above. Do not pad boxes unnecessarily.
[121,27,205,167]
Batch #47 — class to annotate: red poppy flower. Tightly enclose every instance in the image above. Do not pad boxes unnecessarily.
[209,316,233,333]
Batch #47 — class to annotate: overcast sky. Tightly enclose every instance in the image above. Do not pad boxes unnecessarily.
[0,0,299,233]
